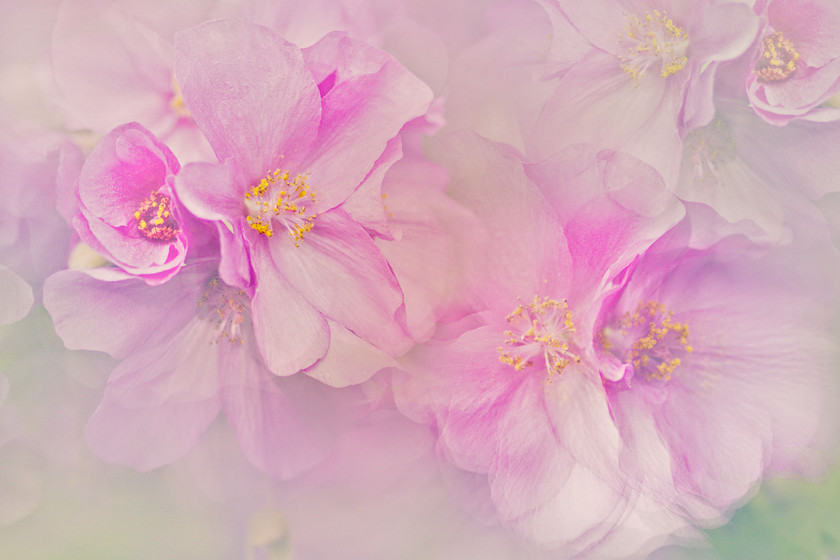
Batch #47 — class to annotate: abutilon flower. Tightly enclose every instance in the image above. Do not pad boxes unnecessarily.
[746,0,840,124]
[43,260,355,477]
[530,0,759,185]
[174,20,433,381]
[72,122,194,285]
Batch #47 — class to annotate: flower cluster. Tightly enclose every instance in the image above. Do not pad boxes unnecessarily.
[2,0,840,557]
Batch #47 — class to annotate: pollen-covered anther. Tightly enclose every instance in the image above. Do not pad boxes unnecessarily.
[618,9,689,85]
[134,190,179,242]
[197,277,251,344]
[244,169,317,246]
[755,31,799,82]
[497,296,581,378]
[615,300,693,381]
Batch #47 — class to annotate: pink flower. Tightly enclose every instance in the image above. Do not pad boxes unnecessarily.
[746,0,840,124]
[393,133,688,554]
[50,0,223,161]
[0,120,82,309]
[174,20,433,380]
[73,122,192,285]
[597,209,840,522]
[530,0,758,185]
[675,100,840,244]
[43,260,357,477]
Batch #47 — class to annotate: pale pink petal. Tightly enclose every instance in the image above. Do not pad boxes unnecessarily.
[84,320,224,471]
[304,321,398,387]
[52,0,173,133]
[222,356,347,478]
[43,267,201,359]
[175,160,243,223]
[339,136,403,239]
[0,265,32,325]
[689,3,758,63]
[251,245,330,377]
[270,209,410,355]
[174,19,321,182]
[427,131,571,303]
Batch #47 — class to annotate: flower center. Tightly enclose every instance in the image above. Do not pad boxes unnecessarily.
[197,277,251,345]
[244,169,317,246]
[755,31,799,82]
[601,301,692,381]
[134,190,179,242]
[497,296,581,377]
[682,119,736,185]
[618,10,689,85]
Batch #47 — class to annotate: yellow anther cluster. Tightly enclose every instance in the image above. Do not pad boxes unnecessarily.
[617,301,692,381]
[197,277,249,344]
[244,169,317,245]
[755,31,799,82]
[619,10,689,85]
[134,190,178,242]
[497,296,581,377]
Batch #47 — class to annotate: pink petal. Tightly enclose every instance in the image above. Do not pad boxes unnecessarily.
[0,265,33,325]
[52,0,173,134]
[300,34,433,210]
[251,244,330,377]
[222,356,345,478]
[270,209,410,355]
[174,19,321,182]
[689,3,758,64]
[304,321,398,387]
[84,320,224,471]
[43,267,202,359]
[427,131,571,303]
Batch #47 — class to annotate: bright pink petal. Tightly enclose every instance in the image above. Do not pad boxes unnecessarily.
[300,34,433,210]
[77,123,179,226]
[525,146,684,303]
[174,19,321,182]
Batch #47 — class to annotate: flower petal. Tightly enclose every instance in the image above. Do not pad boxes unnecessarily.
[300,33,433,210]
[270,209,410,354]
[251,245,330,377]
[174,19,321,182]
[0,265,33,325]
